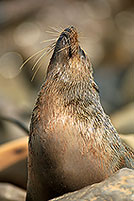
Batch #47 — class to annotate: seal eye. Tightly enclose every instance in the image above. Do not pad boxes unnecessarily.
[62,32,70,46]
[79,47,86,59]
[81,49,86,58]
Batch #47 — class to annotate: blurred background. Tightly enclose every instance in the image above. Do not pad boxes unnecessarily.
[0,0,134,193]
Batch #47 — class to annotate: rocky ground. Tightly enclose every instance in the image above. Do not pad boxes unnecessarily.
[0,168,134,201]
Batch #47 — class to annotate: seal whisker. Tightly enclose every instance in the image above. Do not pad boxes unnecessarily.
[31,45,56,81]
[31,43,56,80]
[48,26,61,33]
[45,30,59,36]
[31,44,56,71]
[57,45,71,53]
[20,47,50,70]
[40,38,57,44]
[31,52,47,71]
[31,62,43,81]
[59,26,64,31]
[48,41,57,49]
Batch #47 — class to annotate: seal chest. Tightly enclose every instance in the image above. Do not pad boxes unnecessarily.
[26,26,134,201]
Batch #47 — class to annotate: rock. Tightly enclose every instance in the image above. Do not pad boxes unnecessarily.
[51,168,134,201]
[0,169,133,201]
[0,183,26,201]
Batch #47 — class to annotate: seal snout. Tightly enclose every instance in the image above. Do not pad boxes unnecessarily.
[51,26,79,62]
[54,26,78,55]
[63,26,78,43]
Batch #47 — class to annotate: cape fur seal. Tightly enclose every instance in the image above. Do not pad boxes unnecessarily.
[26,26,134,201]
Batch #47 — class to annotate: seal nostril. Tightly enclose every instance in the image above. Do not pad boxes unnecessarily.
[70,25,74,29]
[64,26,76,34]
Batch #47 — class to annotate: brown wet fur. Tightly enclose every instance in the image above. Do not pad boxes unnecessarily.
[26,26,134,201]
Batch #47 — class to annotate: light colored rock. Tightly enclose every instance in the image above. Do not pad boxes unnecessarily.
[0,183,26,201]
[51,168,134,201]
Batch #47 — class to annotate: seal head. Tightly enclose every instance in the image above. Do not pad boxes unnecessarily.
[47,26,93,82]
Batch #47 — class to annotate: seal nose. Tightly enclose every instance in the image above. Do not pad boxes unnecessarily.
[59,26,78,56]
[53,26,79,58]
[62,26,78,44]
[63,26,77,35]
